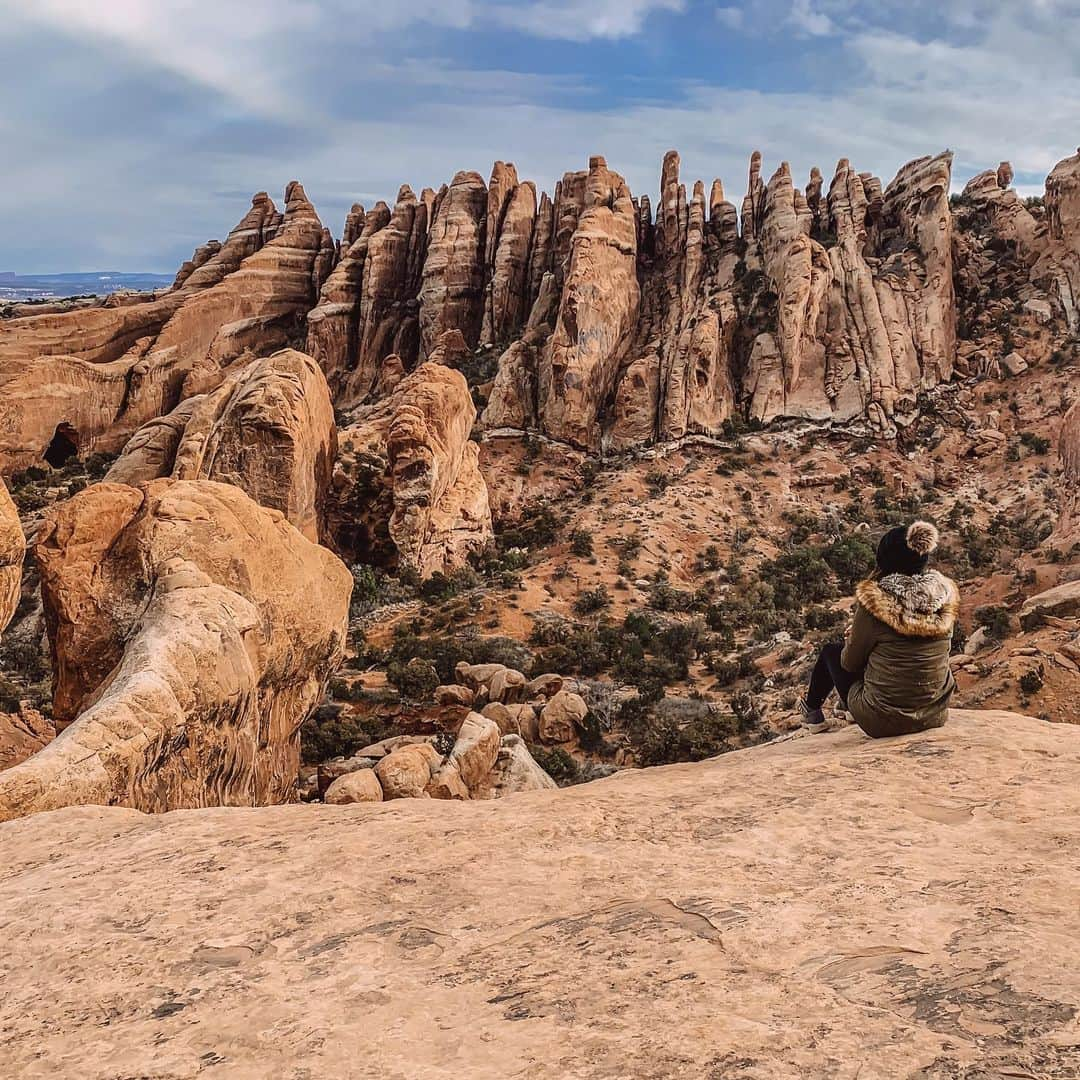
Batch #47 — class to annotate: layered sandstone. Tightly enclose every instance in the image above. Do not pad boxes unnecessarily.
[0,479,350,821]
[329,357,492,573]
[0,478,23,634]
[418,170,488,356]
[106,349,335,542]
[537,157,640,450]
[1036,148,1080,331]
[2,711,1077,1077]
[0,184,329,473]
[1053,398,1080,550]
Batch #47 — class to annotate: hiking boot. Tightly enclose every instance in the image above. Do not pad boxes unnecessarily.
[799,699,828,733]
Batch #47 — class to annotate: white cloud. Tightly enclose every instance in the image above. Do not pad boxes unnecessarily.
[789,0,835,36]
[3,0,1078,270]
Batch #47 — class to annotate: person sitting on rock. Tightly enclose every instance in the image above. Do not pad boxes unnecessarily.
[800,520,958,737]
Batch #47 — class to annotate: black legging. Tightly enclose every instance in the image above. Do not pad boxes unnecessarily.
[806,640,860,710]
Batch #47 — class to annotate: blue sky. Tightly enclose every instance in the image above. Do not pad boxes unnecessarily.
[3,0,1078,273]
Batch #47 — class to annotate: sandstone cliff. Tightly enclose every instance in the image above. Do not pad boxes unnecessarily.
[0,183,330,473]
[0,477,23,635]
[0,480,350,821]
[1,710,1077,1077]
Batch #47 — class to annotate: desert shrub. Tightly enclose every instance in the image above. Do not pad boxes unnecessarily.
[420,565,481,601]
[300,704,396,763]
[569,528,594,557]
[387,657,439,701]
[1019,668,1044,695]
[349,564,419,615]
[498,502,565,551]
[974,604,1011,641]
[528,745,581,785]
[1019,431,1051,455]
[644,468,671,494]
[574,584,611,615]
[822,535,876,592]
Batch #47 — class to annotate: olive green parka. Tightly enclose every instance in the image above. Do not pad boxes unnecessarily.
[841,570,959,738]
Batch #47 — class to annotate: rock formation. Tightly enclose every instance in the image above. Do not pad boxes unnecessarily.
[418,170,488,356]
[0,478,23,635]
[106,349,335,542]
[5,147,1079,475]
[1052,398,1080,550]
[3,710,1077,1077]
[329,357,492,573]
[0,183,330,473]
[1036,148,1080,331]
[0,479,351,821]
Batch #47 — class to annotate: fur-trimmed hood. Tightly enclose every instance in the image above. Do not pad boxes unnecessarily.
[855,570,959,638]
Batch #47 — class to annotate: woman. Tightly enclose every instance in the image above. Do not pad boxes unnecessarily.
[800,520,958,738]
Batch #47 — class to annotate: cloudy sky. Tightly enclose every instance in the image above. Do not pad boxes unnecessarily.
[3,0,1078,273]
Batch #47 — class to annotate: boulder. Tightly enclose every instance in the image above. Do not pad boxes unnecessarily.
[488,735,558,796]
[375,742,442,799]
[324,770,384,805]
[1020,581,1080,628]
[106,349,335,542]
[487,667,527,704]
[1002,351,1029,376]
[526,673,564,699]
[329,361,492,575]
[434,684,475,708]
[316,755,378,798]
[427,713,500,799]
[483,702,540,741]
[1023,298,1053,323]
[538,690,588,744]
[0,479,351,823]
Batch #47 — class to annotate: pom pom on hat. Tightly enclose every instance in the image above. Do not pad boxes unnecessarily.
[905,521,939,557]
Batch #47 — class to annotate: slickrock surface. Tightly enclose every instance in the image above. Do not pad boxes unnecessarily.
[1,710,1077,1079]
[0,477,23,633]
[330,358,492,573]
[106,349,335,542]
[0,479,350,821]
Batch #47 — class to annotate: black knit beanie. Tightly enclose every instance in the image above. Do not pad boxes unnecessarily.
[876,520,940,576]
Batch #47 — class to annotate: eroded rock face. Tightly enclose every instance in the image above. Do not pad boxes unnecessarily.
[1037,148,1080,331]
[0,184,329,473]
[107,349,335,542]
[1052,399,1080,550]
[0,479,350,822]
[539,157,640,450]
[419,171,488,356]
[329,358,492,574]
[0,478,23,635]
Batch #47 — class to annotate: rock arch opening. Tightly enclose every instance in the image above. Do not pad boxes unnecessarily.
[43,423,79,469]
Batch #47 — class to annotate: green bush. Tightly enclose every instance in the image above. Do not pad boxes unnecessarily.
[387,657,439,701]
[300,705,395,763]
[974,604,1011,641]
[569,528,594,557]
